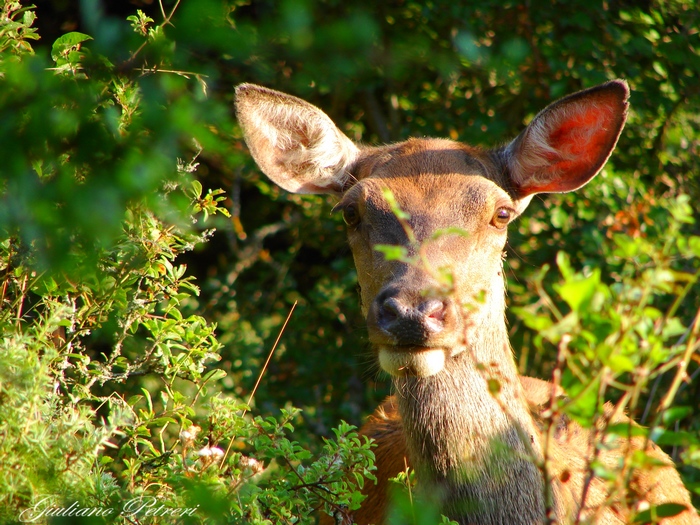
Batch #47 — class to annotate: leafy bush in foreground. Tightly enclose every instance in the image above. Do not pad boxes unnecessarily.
[0,4,373,523]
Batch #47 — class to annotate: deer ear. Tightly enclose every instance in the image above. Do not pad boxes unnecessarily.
[235,84,359,195]
[505,80,629,198]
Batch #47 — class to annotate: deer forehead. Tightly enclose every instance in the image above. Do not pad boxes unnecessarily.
[341,139,515,237]
[352,137,502,181]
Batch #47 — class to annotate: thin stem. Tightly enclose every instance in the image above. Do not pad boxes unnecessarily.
[15,273,28,326]
[542,334,569,525]
[245,300,298,411]
[534,278,563,322]
[219,301,298,469]
[123,0,182,66]
[574,366,612,525]
[656,306,700,416]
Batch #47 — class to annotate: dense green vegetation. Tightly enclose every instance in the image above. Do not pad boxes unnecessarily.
[0,0,698,523]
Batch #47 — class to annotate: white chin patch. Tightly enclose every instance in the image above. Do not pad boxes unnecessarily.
[378,347,446,377]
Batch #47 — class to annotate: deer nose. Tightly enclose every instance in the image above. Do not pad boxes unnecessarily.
[376,294,448,345]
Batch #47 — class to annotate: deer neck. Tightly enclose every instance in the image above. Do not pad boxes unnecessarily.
[393,299,548,523]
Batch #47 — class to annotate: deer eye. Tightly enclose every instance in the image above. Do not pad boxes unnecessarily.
[491,207,513,229]
[342,204,361,227]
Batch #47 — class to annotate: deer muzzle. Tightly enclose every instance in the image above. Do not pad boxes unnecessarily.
[368,287,462,377]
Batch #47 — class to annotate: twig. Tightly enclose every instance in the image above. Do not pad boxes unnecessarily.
[123,0,182,67]
[219,301,298,468]
[541,334,569,525]
[136,66,209,79]
[245,300,298,411]
[573,367,612,525]
[656,306,700,416]
[640,374,662,425]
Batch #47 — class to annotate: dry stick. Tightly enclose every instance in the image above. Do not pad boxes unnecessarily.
[245,300,299,412]
[15,274,28,327]
[219,301,298,469]
[655,305,700,420]
[573,366,614,525]
[542,334,570,525]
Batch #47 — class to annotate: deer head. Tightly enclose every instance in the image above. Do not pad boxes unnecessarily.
[235,81,629,380]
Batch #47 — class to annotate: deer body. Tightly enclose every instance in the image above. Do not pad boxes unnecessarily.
[235,81,698,524]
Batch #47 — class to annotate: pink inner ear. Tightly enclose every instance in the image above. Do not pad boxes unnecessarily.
[522,98,619,195]
[549,104,614,164]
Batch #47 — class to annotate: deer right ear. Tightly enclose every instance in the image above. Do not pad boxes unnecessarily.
[505,80,629,199]
[235,84,360,195]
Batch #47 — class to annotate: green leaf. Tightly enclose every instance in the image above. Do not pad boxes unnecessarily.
[633,503,689,523]
[652,61,668,78]
[540,312,580,344]
[561,372,601,423]
[511,306,554,331]
[605,423,649,439]
[191,179,203,199]
[550,206,569,230]
[487,378,501,395]
[607,353,635,373]
[556,251,574,280]
[652,429,698,447]
[554,267,602,312]
[202,369,227,383]
[430,227,470,240]
[51,32,93,63]
[374,244,410,262]
[661,317,687,340]
[662,406,693,426]
[380,187,410,220]
[687,236,700,257]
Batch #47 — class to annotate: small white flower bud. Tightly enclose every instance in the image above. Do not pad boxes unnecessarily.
[239,456,264,475]
[197,447,213,457]
[179,425,200,445]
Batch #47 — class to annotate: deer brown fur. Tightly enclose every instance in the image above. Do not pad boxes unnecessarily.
[235,81,699,524]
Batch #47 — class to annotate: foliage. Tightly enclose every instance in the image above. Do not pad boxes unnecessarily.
[0,0,698,523]
[0,2,373,523]
[386,469,459,525]
[514,193,700,520]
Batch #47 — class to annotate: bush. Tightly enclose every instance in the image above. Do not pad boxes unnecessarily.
[0,3,373,523]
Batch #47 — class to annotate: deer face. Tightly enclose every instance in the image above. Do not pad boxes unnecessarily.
[335,139,518,377]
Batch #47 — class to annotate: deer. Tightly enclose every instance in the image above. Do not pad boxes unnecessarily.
[235,80,699,524]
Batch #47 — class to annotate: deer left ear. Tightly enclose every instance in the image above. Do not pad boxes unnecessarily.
[505,80,629,198]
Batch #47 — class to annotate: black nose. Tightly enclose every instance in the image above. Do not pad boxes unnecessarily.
[376,292,448,346]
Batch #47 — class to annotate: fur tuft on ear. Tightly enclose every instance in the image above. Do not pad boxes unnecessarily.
[235,84,359,195]
[505,80,629,197]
